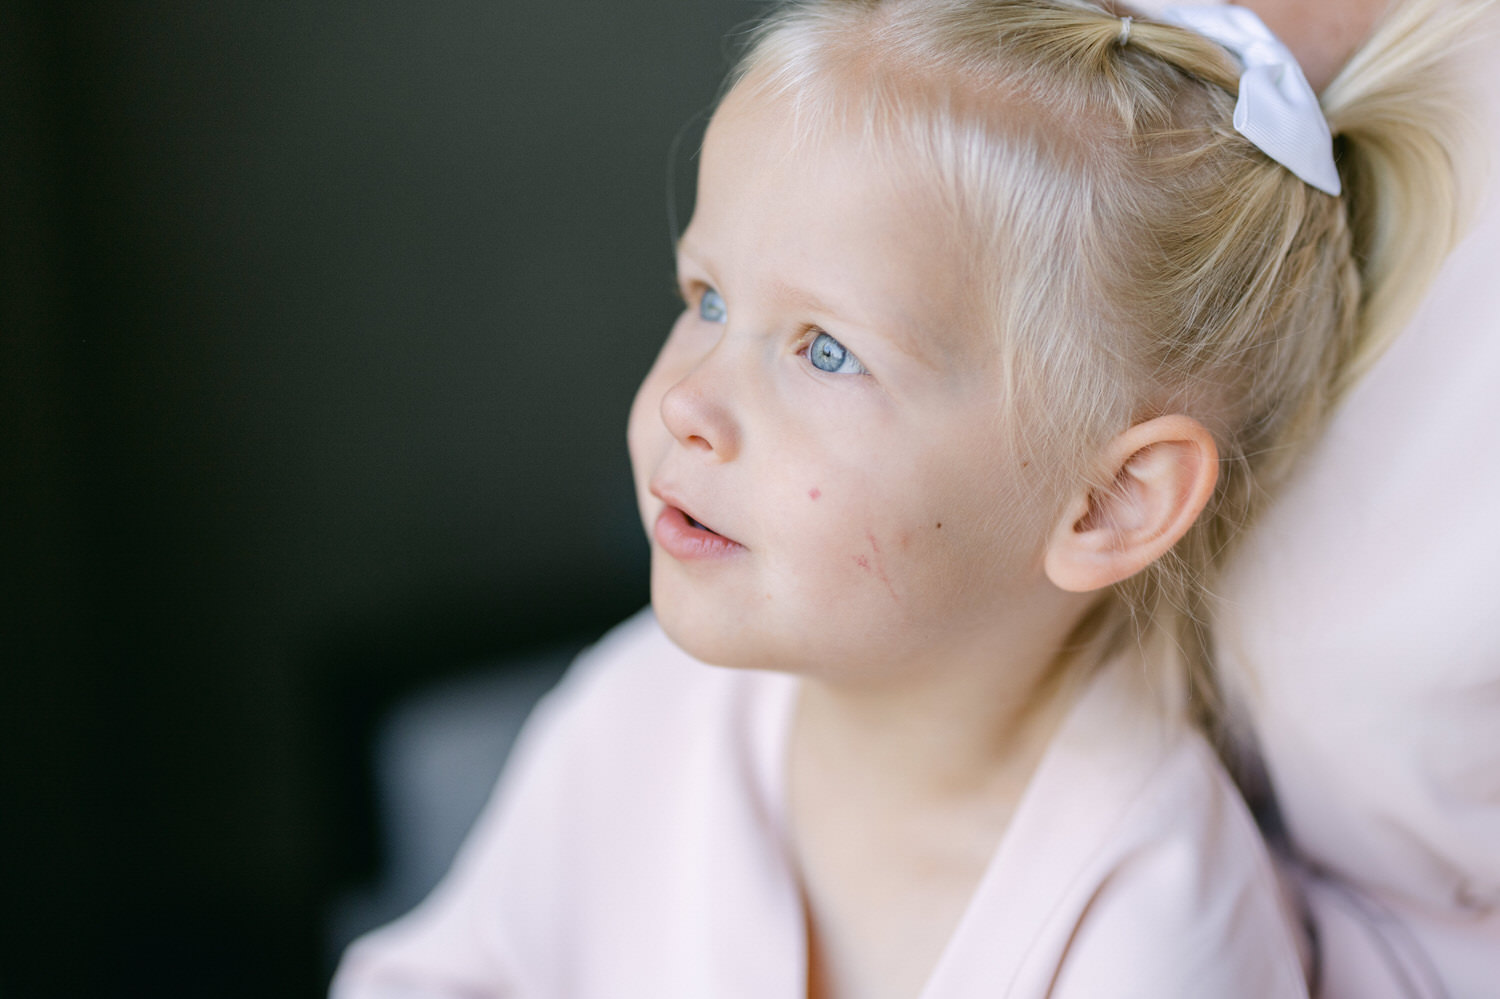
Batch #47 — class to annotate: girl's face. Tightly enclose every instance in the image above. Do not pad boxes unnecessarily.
[628,85,1073,683]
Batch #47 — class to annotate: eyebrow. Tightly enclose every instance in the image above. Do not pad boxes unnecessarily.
[766,278,840,323]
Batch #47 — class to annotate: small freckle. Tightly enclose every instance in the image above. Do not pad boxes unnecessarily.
[809,488,821,500]
[936,522,943,529]
[1021,461,1030,468]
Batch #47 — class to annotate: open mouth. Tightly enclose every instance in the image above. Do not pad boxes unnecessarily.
[652,504,743,558]
[684,513,720,536]
[647,482,745,557]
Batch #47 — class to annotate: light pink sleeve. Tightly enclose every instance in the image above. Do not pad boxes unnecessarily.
[328,615,648,999]
[328,683,569,999]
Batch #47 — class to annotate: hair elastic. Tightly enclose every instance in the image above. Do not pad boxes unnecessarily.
[1117,15,1133,46]
[1160,4,1341,195]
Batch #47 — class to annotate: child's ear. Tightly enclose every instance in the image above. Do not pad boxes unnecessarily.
[1043,415,1219,593]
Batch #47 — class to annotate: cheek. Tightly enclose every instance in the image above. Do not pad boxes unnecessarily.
[626,351,676,479]
[777,474,927,607]
[626,375,658,468]
[876,457,1052,606]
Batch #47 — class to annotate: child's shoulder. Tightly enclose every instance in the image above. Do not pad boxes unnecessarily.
[1018,657,1310,996]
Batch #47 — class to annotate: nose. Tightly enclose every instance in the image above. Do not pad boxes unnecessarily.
[658,352,742,462]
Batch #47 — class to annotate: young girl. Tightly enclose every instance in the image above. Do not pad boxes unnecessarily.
[333,1,1467,995]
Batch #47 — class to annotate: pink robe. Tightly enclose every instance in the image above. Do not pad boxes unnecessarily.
[332,611,1308,998]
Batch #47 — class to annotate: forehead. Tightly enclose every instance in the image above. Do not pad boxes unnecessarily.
[699,78,942,219]
[687,82,988,363]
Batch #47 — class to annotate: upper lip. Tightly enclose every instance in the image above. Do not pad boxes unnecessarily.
[650,481,736,542]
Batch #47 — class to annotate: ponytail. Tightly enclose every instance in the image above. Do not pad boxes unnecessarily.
[1324,0,1493,393]
[725,0,1492,733]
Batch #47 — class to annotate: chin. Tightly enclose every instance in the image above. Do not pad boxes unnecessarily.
[652,592,752,671]
[647,558,934,681]
[648,578,789,675]
[650,593,889,685]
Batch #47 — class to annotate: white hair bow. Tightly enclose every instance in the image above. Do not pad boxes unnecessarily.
[1160,4,1342,196]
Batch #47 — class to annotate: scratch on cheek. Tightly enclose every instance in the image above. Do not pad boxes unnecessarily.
[864,532,899,602]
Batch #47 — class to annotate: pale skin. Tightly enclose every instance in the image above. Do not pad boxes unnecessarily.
[627,79,1219,999]
[629,6,1384,996]
[1221,0,1387,92]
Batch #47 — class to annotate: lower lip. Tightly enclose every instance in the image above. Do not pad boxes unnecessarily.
[653,506,745,560]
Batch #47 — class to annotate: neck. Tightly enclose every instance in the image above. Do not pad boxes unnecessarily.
[789,589,1096,811]
[785,590,1101,999]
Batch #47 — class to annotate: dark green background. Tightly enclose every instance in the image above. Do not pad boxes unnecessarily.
[1,2,759,994]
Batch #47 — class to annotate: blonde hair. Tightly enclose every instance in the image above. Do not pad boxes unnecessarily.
[725,0,1484,725]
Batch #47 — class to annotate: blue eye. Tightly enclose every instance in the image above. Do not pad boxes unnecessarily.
[807,331,867,375]
[698,287,727,324]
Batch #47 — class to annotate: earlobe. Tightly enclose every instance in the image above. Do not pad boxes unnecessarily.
[1043,416,1219,593]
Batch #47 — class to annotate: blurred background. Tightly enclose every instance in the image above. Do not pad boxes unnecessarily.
[1,1,757,994]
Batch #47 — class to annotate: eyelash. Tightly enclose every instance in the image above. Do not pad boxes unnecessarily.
[801,328,868,376]
[696,286,726,324]
[671,280,720,321]
[680,282,870,378]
